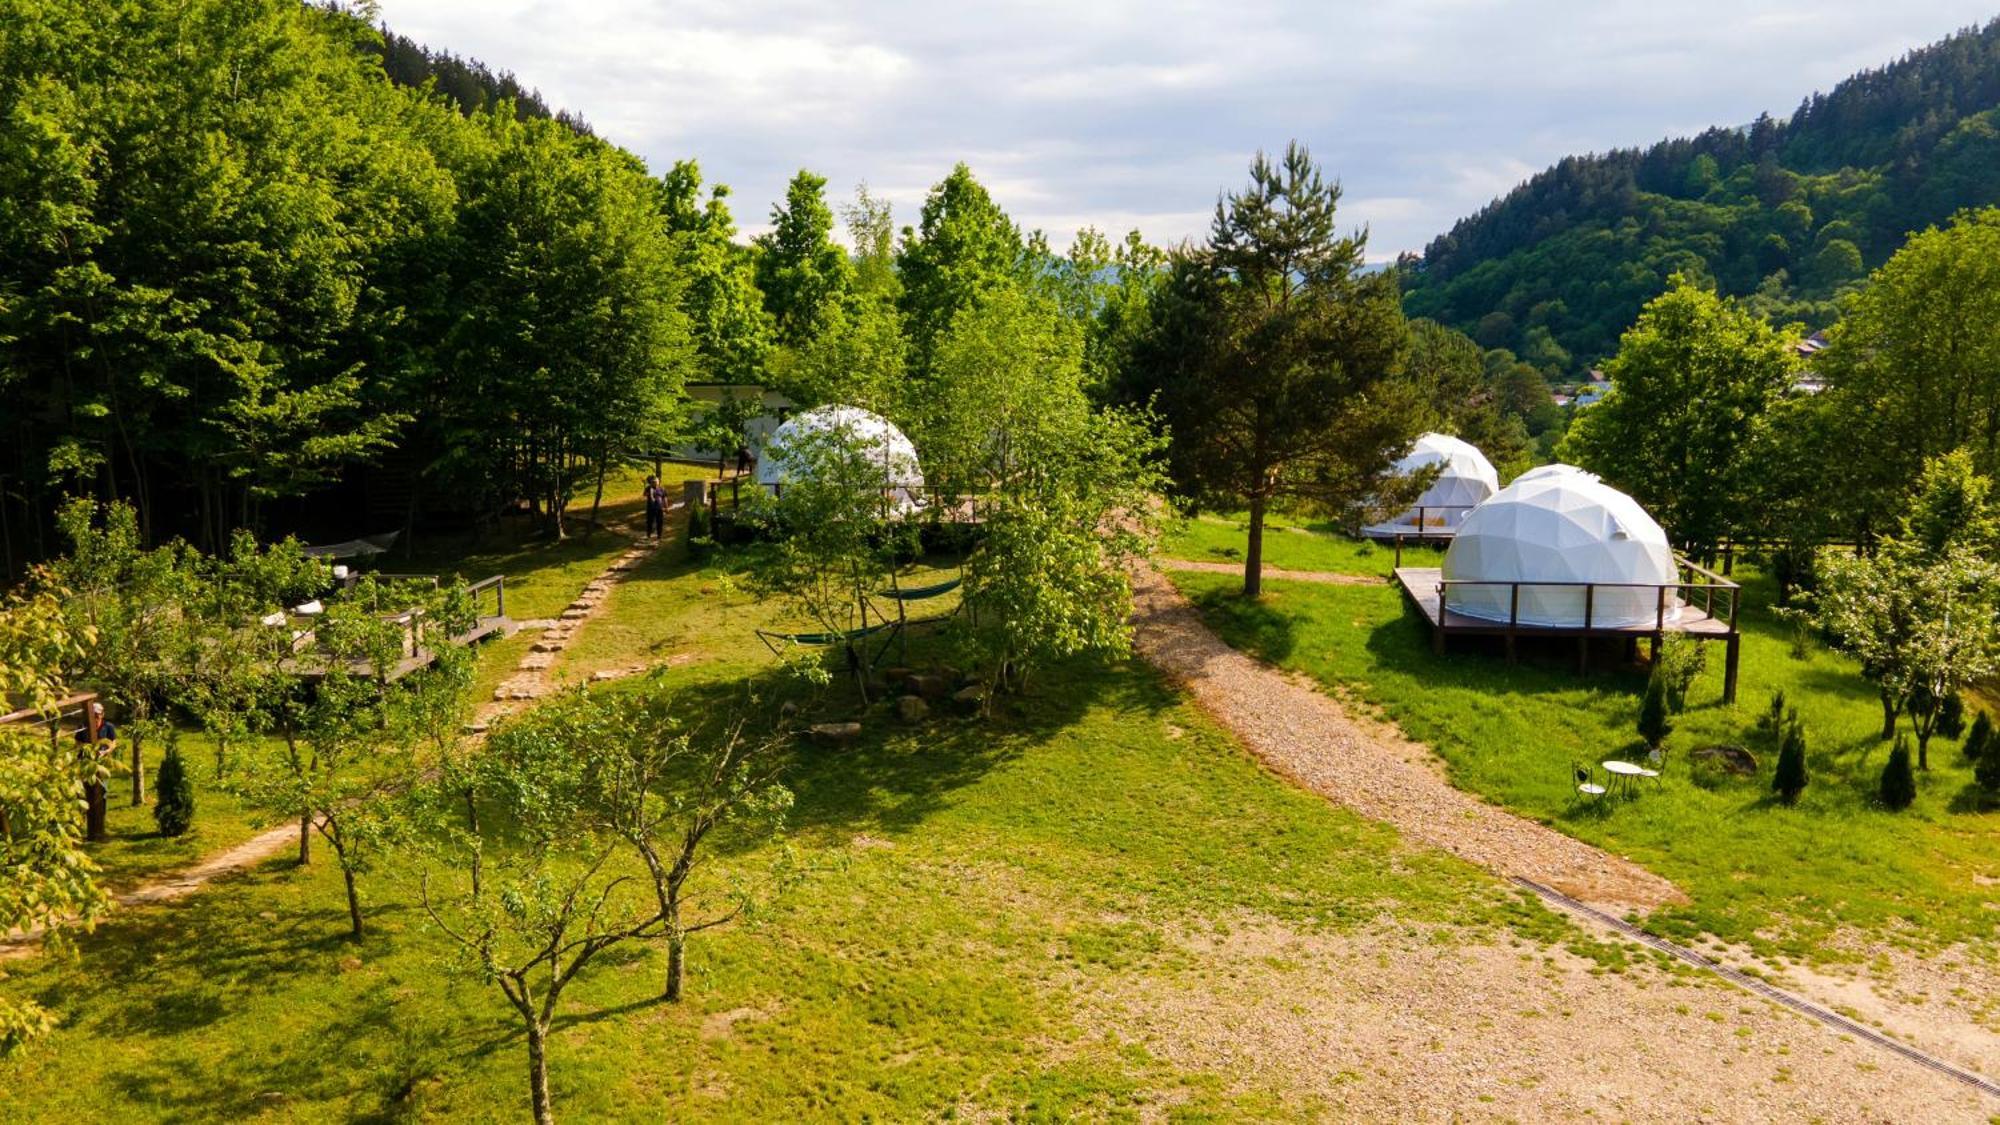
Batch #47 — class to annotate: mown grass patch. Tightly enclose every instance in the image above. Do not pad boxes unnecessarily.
[1171,567,2000,963]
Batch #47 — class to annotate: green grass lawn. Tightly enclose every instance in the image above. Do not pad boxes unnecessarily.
[1171,567,2000,964]
[82,730,277,894]
[1163,511,1444,575]
[0,650,1581,1122]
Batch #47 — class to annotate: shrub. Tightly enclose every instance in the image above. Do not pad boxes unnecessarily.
[153,745,195,837]
[1755,689,1788,742]
[1976,740,2000,800]
[1880,736,1917,811]
[1637,672,1673,750]
[1654,635,1708,713]
[1772,719,1808,806]
[1964,711,1993,765]
[1936,691,1966,740]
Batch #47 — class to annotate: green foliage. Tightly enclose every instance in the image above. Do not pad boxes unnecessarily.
[1772,717,1809,806]
[1637,670,1673,750]
[1933,690,1965,741]
[895,164,1025,375]
[1964,710,1993,764]
[1653,634,1709,714]
[152,743,195,838]
[1879,736,1917,810]
[1128,142,1422,595]
[754,170,851,346]
[1557,278,1796,553]
[1819,210,2000,534]
[0,585,102,1053]
[1976,732,2000,798]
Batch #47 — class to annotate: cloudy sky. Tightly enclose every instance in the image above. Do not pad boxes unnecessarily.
[375,1,1999,259]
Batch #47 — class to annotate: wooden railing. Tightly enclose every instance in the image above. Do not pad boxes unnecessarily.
[1434,555,1740,636]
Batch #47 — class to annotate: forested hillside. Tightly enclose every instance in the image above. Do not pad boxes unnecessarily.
[1401,18,2000,368]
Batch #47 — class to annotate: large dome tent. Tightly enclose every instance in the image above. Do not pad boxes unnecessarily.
[1440,472,1680,628]
[1362,432,1500,539]
[755,405,924,508]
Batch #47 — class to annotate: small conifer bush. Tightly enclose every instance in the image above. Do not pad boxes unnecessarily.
[154,744,196,837]
[1964,711,1994,765]
[1773,719,1808,806]
[1880,736,1917,811]
[1637,671,1672,751]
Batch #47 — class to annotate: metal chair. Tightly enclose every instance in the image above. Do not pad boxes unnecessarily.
[1572,762,1608,802]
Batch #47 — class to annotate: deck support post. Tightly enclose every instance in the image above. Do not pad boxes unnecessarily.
[1723,633,1741,704]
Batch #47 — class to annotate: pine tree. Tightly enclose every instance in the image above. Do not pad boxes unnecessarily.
[1964,710,1993,764]
[1976,738,2000,799]
[1773,719,1808,806]
[1880,735,1918,811]
[1936,691,1966,740]
[153,745,196,837]
[1637,671,1674,751]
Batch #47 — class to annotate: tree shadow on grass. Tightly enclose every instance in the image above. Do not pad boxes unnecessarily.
[1180,585,1300,664]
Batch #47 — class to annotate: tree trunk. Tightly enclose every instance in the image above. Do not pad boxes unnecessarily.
[1244,491,1267,598]
[526,1020,554,1125]
[84,780,108,842]
[298,814,312,865]
[664,932,685,1002]
[1880,694,1898,741]
[130,730,144,806]
[342,861,363,937]
[587,460,606,536]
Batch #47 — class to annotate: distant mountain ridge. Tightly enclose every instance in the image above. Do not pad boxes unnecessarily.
[1401,19,2000,369]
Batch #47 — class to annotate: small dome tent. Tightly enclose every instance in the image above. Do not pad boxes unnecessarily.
[1363,433,1500,538]
[1441,472,1680,628]
[756,406,924,508]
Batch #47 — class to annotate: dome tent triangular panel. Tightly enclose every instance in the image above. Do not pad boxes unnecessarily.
[1362,433,1500,537]
[755,406,924,507]
[1440,473,1680,628]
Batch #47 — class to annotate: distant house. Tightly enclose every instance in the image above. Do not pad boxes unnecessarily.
[1573,383,1609,408]
[1792,330,1830,359]
[1586,368,1609,384]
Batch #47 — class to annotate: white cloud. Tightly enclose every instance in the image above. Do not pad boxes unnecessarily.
[374,0,2000,255]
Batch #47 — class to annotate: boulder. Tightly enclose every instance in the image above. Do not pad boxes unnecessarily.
[809,721,862,743]
[951,685,987,712]
[1692,744,1758,776]
[880,666,915,688]
[897,695,930,723]
[907,673,950,700]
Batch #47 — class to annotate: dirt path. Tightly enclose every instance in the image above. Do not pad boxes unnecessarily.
[1154,558,1387,586]
[1128,563,1683,915]
[1,524,669,961]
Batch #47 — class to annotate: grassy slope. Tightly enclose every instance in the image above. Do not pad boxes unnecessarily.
[1170,564,2000,962]
[2,528,1592,1121]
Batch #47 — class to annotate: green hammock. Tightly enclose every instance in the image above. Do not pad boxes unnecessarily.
[876,577,962,601]
[755,621,895,651]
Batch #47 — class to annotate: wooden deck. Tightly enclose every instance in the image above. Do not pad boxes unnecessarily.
[1393,566,1741,702]
[1394,568,1734,637]
[280,614,513,683]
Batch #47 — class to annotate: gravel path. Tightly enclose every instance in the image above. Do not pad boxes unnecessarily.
[1129,564,1684,915]
[1073,915,1993,1121]
[1155,558,1386,586]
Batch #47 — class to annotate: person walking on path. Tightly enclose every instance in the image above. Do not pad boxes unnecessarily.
[643,476,667,540]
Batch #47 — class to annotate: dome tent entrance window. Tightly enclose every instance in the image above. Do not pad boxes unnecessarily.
[1390,468,1744,703]
[1361,433,1500,543]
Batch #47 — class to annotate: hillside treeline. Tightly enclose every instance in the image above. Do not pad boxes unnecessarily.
[1402,19,2000,368]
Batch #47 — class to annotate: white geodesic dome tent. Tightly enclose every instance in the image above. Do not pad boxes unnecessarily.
[1365,433,1500,536]
[755,405,924,507]
[1513,462,1590,485]
[1440,472,1681,628]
